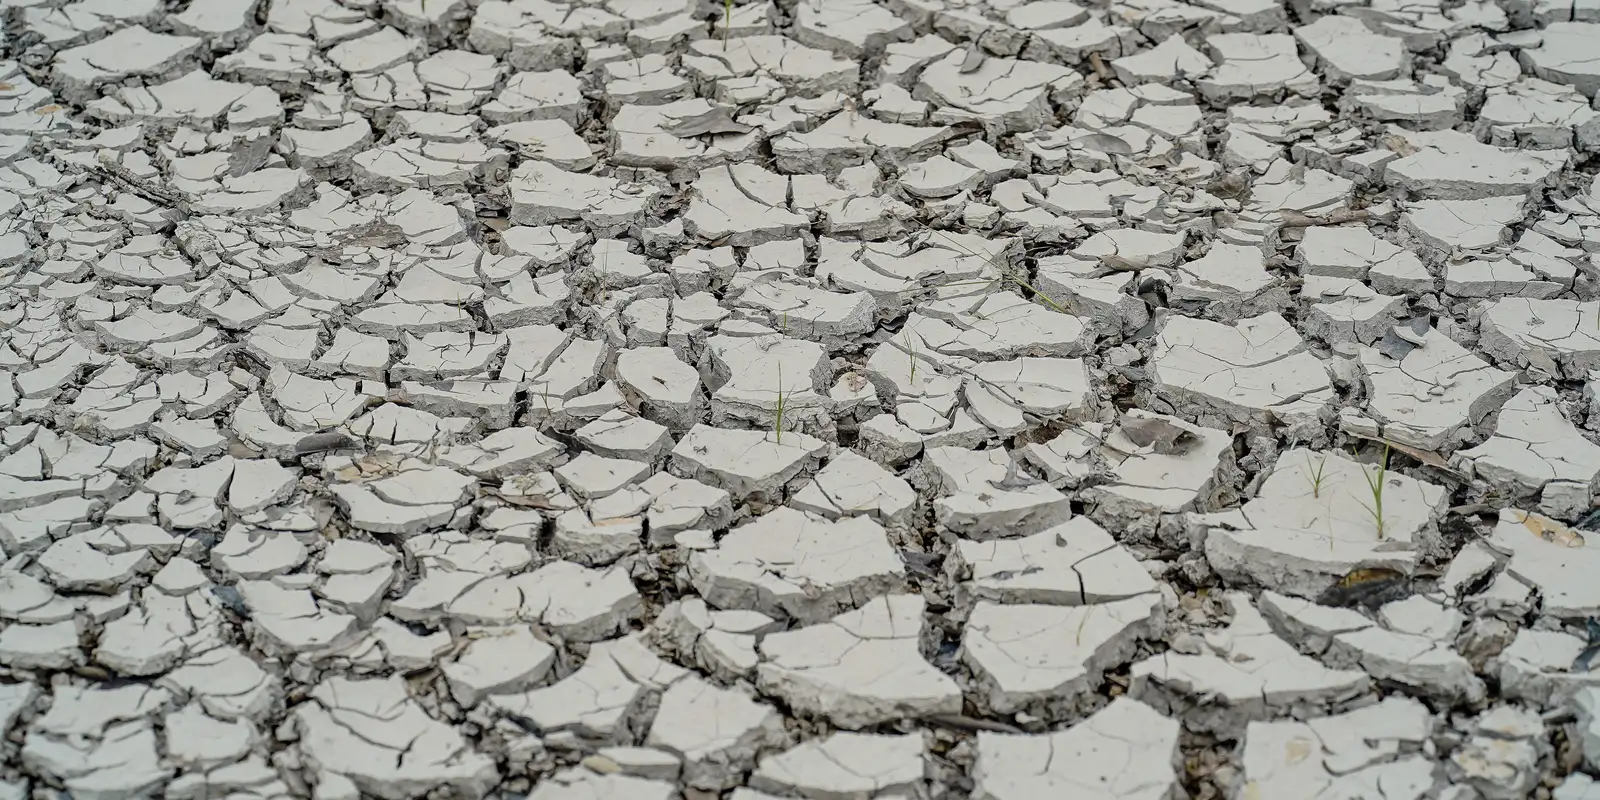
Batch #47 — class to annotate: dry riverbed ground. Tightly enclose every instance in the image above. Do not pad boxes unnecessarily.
[2,0,1600,797]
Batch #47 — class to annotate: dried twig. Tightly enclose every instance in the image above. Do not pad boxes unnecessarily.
[928,714,1025,734]
[1278,208,1380,228]
[1088,52,1113,83]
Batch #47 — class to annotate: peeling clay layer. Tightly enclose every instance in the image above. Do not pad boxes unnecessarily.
[5,1,1600,799]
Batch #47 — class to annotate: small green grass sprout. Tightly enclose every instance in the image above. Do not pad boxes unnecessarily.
[902,329,919,383]
[1356,443,1391,539]
[1306,452,1329,498]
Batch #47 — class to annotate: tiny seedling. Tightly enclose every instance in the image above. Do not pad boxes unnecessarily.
[1306,453,1329,498]
[723,0,732,43]
[1356,444,1391,539]
[903,330,919,382]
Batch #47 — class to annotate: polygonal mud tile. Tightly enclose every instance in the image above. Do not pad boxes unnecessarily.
[1199,447,1448,598]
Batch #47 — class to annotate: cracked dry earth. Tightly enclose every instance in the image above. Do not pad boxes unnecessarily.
[7,0,1600,800]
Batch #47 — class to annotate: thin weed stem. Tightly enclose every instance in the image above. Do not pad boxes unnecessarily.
[774,361,786,445]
